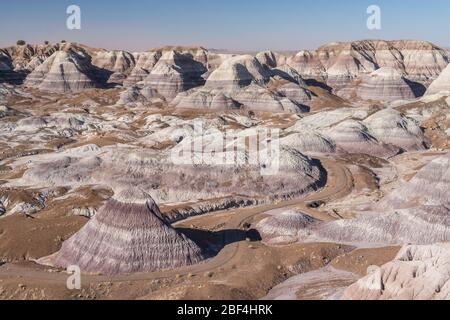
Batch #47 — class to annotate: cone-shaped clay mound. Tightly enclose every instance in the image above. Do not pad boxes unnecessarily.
[142,50,207,99]
[25,48,100,92]
[39,188,207,274]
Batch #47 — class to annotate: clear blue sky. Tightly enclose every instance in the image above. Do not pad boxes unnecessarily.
[0,0,448,51]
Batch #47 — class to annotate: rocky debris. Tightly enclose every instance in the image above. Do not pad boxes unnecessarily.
[265,266,359,300]
[0,43,59,71]
[343,243,450,300]
[255,50,280,69]
[205,55,270,90]
[39,188,208,275]
[0,105,16,118]
[306,205,450,246]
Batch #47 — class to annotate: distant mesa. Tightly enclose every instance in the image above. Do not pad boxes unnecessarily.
[0,39,449,107]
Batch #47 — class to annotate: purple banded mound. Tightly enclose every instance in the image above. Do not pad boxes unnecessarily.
[39,188,207,275]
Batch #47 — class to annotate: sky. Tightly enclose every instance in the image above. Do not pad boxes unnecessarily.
[0,0,449,52]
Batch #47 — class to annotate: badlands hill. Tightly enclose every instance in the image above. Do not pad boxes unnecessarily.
[304,152,450,246]
[39,188,208,274]
[1,39,448,108]
[25,49,102,92]
[288,40,449,84]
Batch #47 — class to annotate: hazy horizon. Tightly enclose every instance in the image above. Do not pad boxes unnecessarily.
[1,0,449,52]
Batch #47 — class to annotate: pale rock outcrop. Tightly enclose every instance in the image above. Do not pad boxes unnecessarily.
[39,188,208,275]
[256,208,318,244]
[301,153,450,246]
[172,89,241,110]
[325,119,399,157]
[378,152,450,209]
[426,63,450,95]
[363,108,428,151]
[205,55,271,90]
[280,132,336,154]
[25,49,101,92]
[123,51,162,86]
[356,67,422,102]
[271,65,309,86]
[92,50,135,84]
[172,55,307,113]
[343,243,450,300]
[287,40,449,89]
[141,50,207,100]
[15,142,326,208]
[256,50,280,69]
[277,82,312,106]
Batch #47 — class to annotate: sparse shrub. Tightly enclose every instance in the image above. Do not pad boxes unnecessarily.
[16,40,26,46]
[44,41,49,45]
[61,40,67,43]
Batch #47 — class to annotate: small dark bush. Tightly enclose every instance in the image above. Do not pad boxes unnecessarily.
[16,40,26,46]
